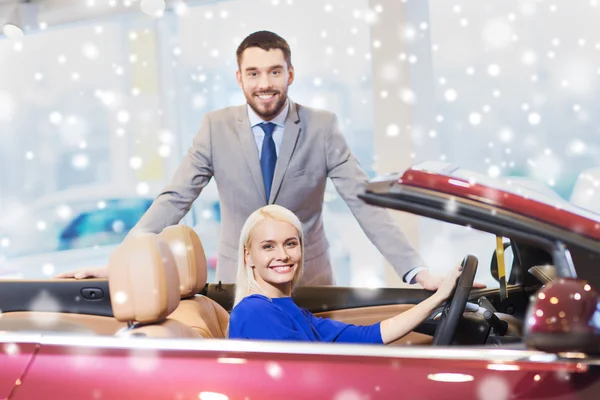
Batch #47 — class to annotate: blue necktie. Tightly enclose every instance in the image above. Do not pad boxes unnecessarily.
[259,122,277,201]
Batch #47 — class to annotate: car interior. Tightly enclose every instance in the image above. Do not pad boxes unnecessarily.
[0,220,555,348]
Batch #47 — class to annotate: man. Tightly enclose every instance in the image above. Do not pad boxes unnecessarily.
[58,30,444,289]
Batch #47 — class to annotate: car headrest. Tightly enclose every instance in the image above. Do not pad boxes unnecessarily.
[109,233,180,324]
[528,264,557,285]
[159,225,207,298]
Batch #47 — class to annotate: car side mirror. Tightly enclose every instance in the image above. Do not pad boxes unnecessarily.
[524,278,600,354]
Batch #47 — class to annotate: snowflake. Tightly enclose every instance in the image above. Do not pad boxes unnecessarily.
[528,113,541,126]
[469,113,482,126]
[386,124,400,137]
[444,89,458,102]
[487,64,501,77]
[129,348,161,373]
[265,361,284,380]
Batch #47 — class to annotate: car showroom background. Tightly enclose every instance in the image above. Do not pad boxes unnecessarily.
[1,0,599,288]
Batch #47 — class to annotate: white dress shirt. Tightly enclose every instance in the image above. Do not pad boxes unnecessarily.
[247,100,289,157]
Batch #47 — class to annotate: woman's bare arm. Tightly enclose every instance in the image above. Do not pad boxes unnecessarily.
[380,265,462,344]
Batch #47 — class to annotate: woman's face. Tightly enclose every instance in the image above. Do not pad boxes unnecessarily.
[245,218,301,297]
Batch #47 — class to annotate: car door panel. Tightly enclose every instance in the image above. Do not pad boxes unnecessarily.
[314,304,433,345]
[0,312,125,336]
[0,342,38,400]
[0,280,502,342]
[0,280,113,316]
[205,283,439,312]
[9,338,600,400]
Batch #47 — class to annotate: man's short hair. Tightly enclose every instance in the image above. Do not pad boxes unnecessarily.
[236,31,292,69]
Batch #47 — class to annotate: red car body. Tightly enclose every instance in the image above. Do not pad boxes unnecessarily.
[2,163,600,400]
[1,335,598,400]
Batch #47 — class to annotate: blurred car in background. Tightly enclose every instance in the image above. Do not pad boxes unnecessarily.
[0,184,218,281]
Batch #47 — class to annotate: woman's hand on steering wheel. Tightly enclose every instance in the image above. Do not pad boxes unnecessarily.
[432,255,479,345]
[433,264,463,302]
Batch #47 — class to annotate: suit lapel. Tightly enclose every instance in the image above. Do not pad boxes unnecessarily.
[269,100,301,204]
[235,105,267,203]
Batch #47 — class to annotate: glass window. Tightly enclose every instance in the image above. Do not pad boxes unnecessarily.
[6,0,590,287]
[0,0,380,285]
[417,216,513,289]
[427,0,600,201]
[0,15,171,279]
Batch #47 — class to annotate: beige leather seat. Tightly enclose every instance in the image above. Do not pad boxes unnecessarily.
[108,233,201,338]
[159,225,230,338]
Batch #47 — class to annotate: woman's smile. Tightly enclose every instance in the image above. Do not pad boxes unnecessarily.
[269,264,295,274]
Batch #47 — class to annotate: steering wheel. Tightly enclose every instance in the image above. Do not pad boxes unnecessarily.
[432,255,479,346]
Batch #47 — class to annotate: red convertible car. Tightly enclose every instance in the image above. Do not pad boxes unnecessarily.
[1,162,599,400]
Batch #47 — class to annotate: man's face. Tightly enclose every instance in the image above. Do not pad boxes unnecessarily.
[236,47,294,121]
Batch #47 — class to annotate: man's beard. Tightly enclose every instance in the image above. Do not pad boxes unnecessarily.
[246,90,288,121]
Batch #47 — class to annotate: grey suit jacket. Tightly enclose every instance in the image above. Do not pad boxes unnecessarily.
[132,100,426,285]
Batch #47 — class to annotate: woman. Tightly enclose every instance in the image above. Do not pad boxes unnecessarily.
[228,205,462,344]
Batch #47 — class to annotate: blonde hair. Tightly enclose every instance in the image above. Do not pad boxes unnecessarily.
[233,205,304,306]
